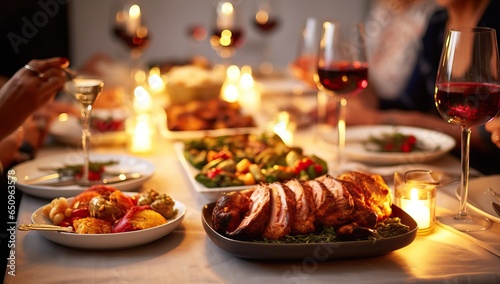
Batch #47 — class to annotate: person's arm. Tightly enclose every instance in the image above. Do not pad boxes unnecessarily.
[0,57,68,140]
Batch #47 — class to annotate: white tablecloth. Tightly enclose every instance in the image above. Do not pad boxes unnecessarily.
[4,129,500,284]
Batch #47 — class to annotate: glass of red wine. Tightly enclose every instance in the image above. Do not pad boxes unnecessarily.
[315,21,368,169]
[210,1,245,60]
[111,1,151,60]
[435,27,500,231]
[253,0,281,74]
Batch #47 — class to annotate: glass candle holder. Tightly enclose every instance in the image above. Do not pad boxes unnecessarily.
[394,170,438,235]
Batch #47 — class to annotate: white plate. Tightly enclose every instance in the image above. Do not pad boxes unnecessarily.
[173,142,252,200]
[50,112,127,146]
[322,125,456,165]
[13,153,155,199]
[30,193,186,250]
[455,175,500,223]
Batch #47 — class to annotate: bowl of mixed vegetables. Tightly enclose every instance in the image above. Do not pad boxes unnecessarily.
[181,133,329,188]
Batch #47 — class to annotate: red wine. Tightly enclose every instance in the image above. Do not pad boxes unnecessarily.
[435,82,500,126]
[317,62,368,95]
[113,26,150,50]
[211,28,244,48]
[254,18,279,34]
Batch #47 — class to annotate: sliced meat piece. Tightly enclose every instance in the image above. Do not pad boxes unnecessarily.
[285,179,316,234]
[305,179,336,223]
[316,174,355,227]
[340,181,378,228]
[262,182,296,240]
[336,222,376,241]
[211,189,252,235]
[338,171,392,221]
[227,184,272,240]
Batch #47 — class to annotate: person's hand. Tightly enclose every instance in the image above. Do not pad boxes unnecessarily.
[0,128,24,169]
[485,117,500,148]
[0,57,69,140]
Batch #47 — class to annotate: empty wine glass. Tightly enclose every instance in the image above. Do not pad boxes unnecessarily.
[65,77,104,185]
[434,27,500,231]
[289,17,320,89]
[315,21,368,170]
[253,0,281,75]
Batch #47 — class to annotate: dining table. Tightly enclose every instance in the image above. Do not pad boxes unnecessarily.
[3,82,500,284]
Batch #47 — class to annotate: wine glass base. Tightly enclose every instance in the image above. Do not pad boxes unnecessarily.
[438,213,491,232]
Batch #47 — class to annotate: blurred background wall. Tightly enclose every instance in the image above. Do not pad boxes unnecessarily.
[68,0,370,70]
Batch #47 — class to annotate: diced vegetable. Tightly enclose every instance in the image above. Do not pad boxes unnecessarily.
[183,133,329,188]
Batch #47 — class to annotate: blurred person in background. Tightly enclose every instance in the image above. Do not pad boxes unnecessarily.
[343,0,500,174]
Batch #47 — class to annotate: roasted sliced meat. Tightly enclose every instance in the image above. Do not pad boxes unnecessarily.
[227,184,271,240]
[262,182,296,240]
[340,181,378,228]
[338,171,392,221]
[210,171,394,241]
[285,179,316,234]
[316,175,354,226]
[305,179,336,223]
[211,190,252,235]
[336,222,376,240]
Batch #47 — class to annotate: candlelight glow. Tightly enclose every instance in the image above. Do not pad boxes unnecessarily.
[271,111,295,146]
[129,4,141,18]
[239,65,254,89]
[130,113,153,153]
[133,86,152,112]
[221,84,239,102]
[402,188,431,230]
[58,112,69,122]
[148,67,165,93]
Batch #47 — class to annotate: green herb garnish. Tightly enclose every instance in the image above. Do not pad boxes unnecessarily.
[252,217,410,244]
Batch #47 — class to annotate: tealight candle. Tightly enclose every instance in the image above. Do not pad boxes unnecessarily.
[238,65,260,114]
[394,170,438,235]
[128,113,154,154]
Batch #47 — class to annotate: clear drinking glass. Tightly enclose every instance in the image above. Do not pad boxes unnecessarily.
[252,0,281,74]
[434,27,500,231]
[65,77,104,185]
[210,1,245,60]
[315,21,368,169]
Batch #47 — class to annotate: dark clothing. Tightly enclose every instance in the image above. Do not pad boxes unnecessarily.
[0,1,70,77]
[380,1,500,174]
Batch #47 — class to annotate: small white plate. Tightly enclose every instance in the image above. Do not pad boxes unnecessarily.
[50,110,127,146]
[13,153,155,199]
[322,125,456,165]
[174,142,252,200]
[30,194,186,250]
[455,175,500,223]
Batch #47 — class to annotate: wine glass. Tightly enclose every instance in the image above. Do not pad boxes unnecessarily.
[252,0,281,74]
[65,77,104,185]
[315,21,368,169]
[111,1,151,60]
[434,27,500,231]
[210,1,245,60]
[289,17,319,89]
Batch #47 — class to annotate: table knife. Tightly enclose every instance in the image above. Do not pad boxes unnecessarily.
[492,201,500,218]
[24,172,141,187]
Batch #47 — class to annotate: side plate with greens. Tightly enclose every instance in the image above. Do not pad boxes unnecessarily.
[321,125,456,165]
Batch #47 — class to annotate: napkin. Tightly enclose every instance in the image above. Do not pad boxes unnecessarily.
[436,207,500,258]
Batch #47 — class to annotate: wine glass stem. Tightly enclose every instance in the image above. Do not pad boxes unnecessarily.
[336,97,347,166]
[80,105,92,184]
[458,125,471,219]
